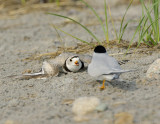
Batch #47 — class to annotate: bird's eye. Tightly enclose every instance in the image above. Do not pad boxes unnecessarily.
[70,59,72,62]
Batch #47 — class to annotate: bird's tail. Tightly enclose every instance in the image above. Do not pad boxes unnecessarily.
[110,69,137,74]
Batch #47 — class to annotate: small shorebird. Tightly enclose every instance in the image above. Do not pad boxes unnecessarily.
[88,45,134,90]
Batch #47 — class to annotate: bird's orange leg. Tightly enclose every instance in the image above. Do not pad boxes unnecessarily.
[100,80,106,90]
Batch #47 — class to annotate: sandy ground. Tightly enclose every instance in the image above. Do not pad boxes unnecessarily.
[1,1,160,124]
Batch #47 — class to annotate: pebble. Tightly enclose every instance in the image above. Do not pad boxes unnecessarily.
[114,112,134,124]
[146,59,160,79]
[72,96,100,116]
[95,103,108,112]
[8,99,19,107]
[5,120,19,124]
[72,96,100,121]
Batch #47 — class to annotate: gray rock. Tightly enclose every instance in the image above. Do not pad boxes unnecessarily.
[72,96,100,116]
[95,103,108,112]
[8,99,19,107]
[146,59,160,79]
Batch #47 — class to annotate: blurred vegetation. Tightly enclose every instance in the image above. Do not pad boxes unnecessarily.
[0,0,80,17]
[49,0,160,48]
[0,0,65,7]
[48,0,134,45]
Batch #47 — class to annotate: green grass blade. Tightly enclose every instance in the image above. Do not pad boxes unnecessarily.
[139,17,148,42]
[132,16,145,42]
[119,0,133,42]
[51,24,63,43]
[47,12,100,43]
[51,25,90,45]
[139,0,159,43]
[140,0,156,35]
[80,0,106,37]
[56,0,60,6]
[108,4,118,39]
[104,0,109,43]
[119,20,132,41]
[140,20,157,43]
[153,0,159,43]
[49,0,54,2]
[138,17,160,46]
[141,17,148,35]
[142,40,152,47]
[127,16,145,51]
[149,35,156,45]
[21,0,26,5]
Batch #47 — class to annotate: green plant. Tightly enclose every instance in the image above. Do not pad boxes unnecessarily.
[47,0,110,44]
[47,0,133,45]
[21,0,26,5]
[49,0,54,2]
[76,0,109,43]
[51,24,91,45]
[104,0,109,43]
[55,0,60,6]
[118,0,133,42]
[47,13,100,44]
[108,5,118,39]
[129,0,160,48]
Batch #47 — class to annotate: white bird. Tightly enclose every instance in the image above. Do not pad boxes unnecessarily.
[88,45,134,90]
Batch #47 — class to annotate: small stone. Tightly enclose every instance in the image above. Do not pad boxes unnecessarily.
[61,99,74,105]
[5,120,19,124]
[73,115,89,122]
[5,120,14,124]
[8,99,19,107]
[136,78,147,84]
[146,59,160,79]
[112,101,126,107]
[22,69,32,74]
[72,96,100,121]
[95,103,108,112]
[139,121,150,124]
[114,112,134,124]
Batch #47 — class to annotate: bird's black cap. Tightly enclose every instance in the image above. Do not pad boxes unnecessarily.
[94,45,106,53]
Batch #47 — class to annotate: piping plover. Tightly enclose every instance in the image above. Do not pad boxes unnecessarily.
[11,54,85,80]
[87,45,134,90]
[63,56,84,72]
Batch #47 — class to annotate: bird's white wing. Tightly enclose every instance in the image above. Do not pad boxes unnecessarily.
[88,53,124,77]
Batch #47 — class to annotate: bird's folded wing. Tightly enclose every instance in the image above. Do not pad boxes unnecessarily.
[108,69,136,74]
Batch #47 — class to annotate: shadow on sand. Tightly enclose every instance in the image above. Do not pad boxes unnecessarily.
[97,80,137,91]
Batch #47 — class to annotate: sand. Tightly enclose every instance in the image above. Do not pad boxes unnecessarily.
[0,1,160,124]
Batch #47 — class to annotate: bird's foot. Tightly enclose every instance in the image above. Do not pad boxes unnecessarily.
[100,85,105,90]
[100,80,106,90]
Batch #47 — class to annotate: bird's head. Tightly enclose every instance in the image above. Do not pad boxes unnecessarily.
[65,56,83,72]
[94,45,106,53]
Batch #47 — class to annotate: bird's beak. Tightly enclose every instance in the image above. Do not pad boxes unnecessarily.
[74,61,79,66]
